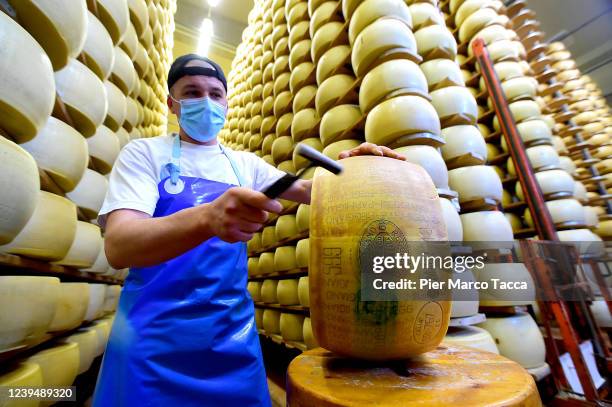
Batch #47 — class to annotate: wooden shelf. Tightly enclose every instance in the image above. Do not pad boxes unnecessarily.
[0,253,122,284]
[248,267,308,281]
[488,152,510,166]
[249,231,309,256]
[255,302,310,315]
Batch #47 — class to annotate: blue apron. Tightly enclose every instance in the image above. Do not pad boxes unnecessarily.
[93,135,271,407]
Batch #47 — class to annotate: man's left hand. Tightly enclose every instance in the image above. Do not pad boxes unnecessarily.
[338,142,406,161]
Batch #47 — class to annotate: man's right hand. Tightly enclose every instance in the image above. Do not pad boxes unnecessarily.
[205,187,283,243]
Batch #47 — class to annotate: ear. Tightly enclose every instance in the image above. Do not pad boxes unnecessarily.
[167,96,179,116]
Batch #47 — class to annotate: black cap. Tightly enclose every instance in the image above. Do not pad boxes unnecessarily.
[167,54,227,92]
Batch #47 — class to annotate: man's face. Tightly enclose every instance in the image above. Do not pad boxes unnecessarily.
[168,60,227,120]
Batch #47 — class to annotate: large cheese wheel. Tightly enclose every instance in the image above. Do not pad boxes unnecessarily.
[291,109,320,143]
[293,85,317,113]
[0,362,43,394]
[281,313,305,341]
[430,86,478,127]
[87,125,121,174]
[316,46,352,86]
[298,276,309,306]
[248,281,262,302]
[524,199,585,228]
[365,96,441,148]
[259,252,275,274]
[0,192,77,261]
[443,326,498,354]
[83,283,107,322]
[110,47,138,95]
[493,100,541,131]
[449,166,503,204]
[316,74,358,117]
[420,58,465,91]
[104,80,128,131]
[66,169,109,220]
[461,211,514,242]
[21,117,88,192]
[458,8,504,43]
[277,279,300,305]
[128,0,148,36]
[409,3,444,30]
[84,244,110,275]
[296,238,309,269]
[271,136,294,164]
[0,276,60,351]
[311,22,347,64]
[348,0,412,45]
[296,204,310,233]
[360,59,428,114]
[440,198,463,241]
[0,138,40,245]
[478,313,546,369]
[289,40,311,71]
[351,18,419,78]
[54,221,102,269]
[262,226,277,249]
[322,139,361,160]
[502,76,538,102]
[96,0,130,45]
[414,24,458,62]
[120,22,139,60]
[102,285,121,313]
[27,342,79,391]
[289,62,316,95]
[255,308,264,329]
[55,59,108,137]
[287,346,540,406]
[117,127,130,148]
[320,105,363,146]
[276,215,299,242]
[483,40,522,63]
[63,329,99,375]
[248,257,260,276]
[516,120,553,145]
[263,309,281,334]
[310,156,449,360]
[455,0,503,27]
[0,12,55,142]
[275,246,298,272]
[394,145,449,189]
[441,125,487,167]
[49,283,89,331]
[261,279,279,303]
[476,263,535,306]
[9,0,87,70]
[303,317,318,349]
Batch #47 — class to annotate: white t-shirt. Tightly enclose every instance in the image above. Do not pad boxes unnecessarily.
[98,135,285,228]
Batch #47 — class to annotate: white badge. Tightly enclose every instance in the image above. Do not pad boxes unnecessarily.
[164,178,185,195]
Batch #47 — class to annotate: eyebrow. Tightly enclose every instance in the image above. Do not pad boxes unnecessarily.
[180,83,225,94]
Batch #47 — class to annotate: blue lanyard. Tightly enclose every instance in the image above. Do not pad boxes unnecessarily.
[167,134,245,187]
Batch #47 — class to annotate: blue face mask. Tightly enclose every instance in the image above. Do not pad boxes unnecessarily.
[174,96,226,142]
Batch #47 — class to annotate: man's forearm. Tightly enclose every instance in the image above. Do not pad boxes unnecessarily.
[105,206,214,269]
[280,179,312,204]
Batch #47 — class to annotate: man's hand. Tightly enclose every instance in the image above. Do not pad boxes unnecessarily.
[338,142,406,161]
[206,187,283,243]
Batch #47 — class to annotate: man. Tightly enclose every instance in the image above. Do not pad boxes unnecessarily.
[93,54,404,406]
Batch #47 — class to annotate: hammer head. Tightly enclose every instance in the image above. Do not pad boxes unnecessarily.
[296,143,343,175]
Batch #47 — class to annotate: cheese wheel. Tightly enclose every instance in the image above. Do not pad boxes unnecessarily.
[277,279,300,305]
[310,157,449,360]
[459,8,504,43]
[440,198,463,241]
[84,245,110,275]
[409,3,444,30]
[505,213,523,232]
[275,246,298,272]
[248,281,262,302]
[430,86,478,127]
[110,47,138,95]
[104,80,128,131]
[66,169,109,220]
[303,317,318,349]
[311,22,347,64]
[476,263,535,306]
[262,226,277,248]
[441,125,487,167]
[55,59,108,137]
[287,346,540,406]
[271,136,294,164]
[296,204,310,232]
[49,283,89,332]
[276,215,299,242]
[287,2,308,29]
[461,211,514,242]
[289,40,311,71]
[120,21,139,59]
[291,109,320,143]
[263,309,281,334]
[255,308,264,329]
[484,40,522,63]
[0,191,77,261]
[96,0,130,45]
[316,74,358,117]
[248,257,260,276]
[516,120,553,145]
[316,45,352,86]
[102,285,121,313]
[443,326,498,354]
[83,283,107,322]
[448,166,503,204]
[0,276,60,351]
[322,139,361,160]
[478,313,546,369]
[262,135,276,156]
[90,319,111,355]
[501,76,538,102]
[261,279,278,303]
[360,59,428,114]
[82,10,115,80]
[54,221,102,269]
[27,342,79,390]
[0,362,43,395]
[293,85,317,113]
[320,105,363,147]
[348,0,412,45]
[493,100,541,131]
[415,24,458,62]
[298,276,309,306]
[87,125,121,174]
[455,0,503,27]
[559,156,577,176]
[524,199,585,228]
[281,313,305,341]
[293,138,323,170]
[420,59,465,91]
[259,253,275,275]
[365,96,441,148]
[0,138,40,245]
[274,91,293,117]
[351,18,419,78]
[394,146,449,189]
[63,329,98,375]
[0,12,55,142]
[295,238,310,269]
[287,22,308,52]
